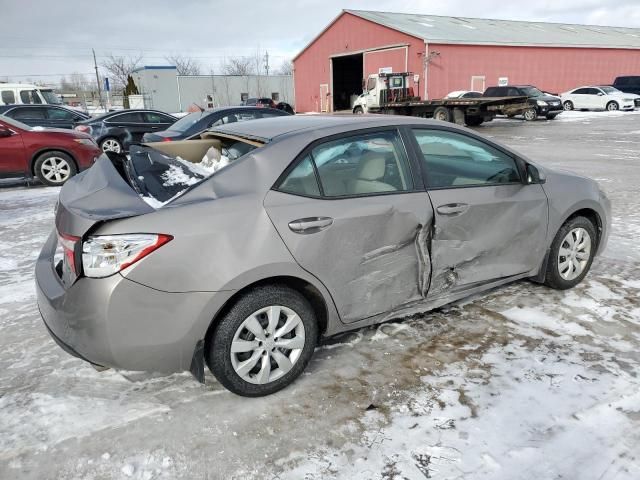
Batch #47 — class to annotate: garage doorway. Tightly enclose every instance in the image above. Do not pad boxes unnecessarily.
[331,53,363,111]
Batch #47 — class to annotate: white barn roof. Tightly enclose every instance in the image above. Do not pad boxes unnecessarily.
[346,10,640,49]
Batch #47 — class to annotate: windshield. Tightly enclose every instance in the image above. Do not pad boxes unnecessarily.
[168,111,207,132]
[600,86,619,94]
[41,89,62,104]
[519,86,544,97]
[0,116,31,130]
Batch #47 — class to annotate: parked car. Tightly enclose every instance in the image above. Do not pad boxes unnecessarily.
[483,85,563,120]
[244,97,296,114]
[74,109,178,153]
[561,86,638,111]
[141,106,290,142]
[444,90,483,99]
[37,115,610,396]
[0,104,90,129]
[0,116,100,186]
[0,83,62,106]
[612,76,640,98]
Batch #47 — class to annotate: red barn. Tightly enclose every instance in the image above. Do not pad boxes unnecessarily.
[293,10,640,112]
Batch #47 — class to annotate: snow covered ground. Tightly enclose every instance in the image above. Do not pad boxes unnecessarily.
[1,113,639,479]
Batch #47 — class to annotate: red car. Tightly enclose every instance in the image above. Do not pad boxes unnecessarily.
[0,116,101,186]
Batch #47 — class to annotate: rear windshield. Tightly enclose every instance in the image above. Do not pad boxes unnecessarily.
[168,111,208,132]
[124,134,261,207]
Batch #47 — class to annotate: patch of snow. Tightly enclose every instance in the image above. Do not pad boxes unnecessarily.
[161,164,199,187]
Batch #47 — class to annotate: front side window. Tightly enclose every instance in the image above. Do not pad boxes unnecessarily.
[47,108,75,120]
[413,129,521,188]
[366,77,377,91]
[144,112,174,123]
[279,130,413,198]
[1,90,15,104]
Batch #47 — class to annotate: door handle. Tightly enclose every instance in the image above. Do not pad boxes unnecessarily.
[436,203,469,216]
[288,217,333,234]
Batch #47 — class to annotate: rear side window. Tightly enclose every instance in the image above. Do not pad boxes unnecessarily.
[413,129,521,188]
[11,107,46,120]
[1,90,15,104]
[278,130,413,198]
[278,155,320,197]
[573,88,589,94]
[484,87,503,96]
[108,112,144,123]
[144,112,174,123]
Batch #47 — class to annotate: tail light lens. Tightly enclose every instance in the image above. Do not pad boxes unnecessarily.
[82,234,172,278]
[75,125,91,133]
[162,137,173,142]
[58,233,80,275]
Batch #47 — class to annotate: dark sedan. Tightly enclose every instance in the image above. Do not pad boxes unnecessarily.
[74,109,177,153]
[141,106,290,143]
[0,104,90,129]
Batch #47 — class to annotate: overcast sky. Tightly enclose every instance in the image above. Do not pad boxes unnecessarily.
[1,0,639,84]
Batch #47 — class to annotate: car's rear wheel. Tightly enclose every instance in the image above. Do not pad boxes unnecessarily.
[465,116,484,126]
[207,285,318,396]
[544,216,596,290]
[606,101,619,111]
[563,100,574,111]
[523,108,537,121]
[34,151,77,186]
[100,137,122,153]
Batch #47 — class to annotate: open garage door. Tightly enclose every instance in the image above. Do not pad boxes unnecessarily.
[331,53,363,111]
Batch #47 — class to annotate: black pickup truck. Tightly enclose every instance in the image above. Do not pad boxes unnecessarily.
[612,76,640,106]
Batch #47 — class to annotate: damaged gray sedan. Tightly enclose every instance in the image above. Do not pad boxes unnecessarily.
[36,115,611,396]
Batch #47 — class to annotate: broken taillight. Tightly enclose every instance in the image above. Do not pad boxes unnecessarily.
[58,232,80,275]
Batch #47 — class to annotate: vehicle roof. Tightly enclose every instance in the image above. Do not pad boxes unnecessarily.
[87,109,177,121]
[0,83,50,89]
[0,103,76,110]
[209,114,450,141]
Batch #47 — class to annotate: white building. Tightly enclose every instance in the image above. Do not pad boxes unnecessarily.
[131,66,294,113]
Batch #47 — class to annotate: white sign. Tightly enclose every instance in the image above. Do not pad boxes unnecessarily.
[413,74,420,83]
[498,77,509,86]
[379,67,392,74]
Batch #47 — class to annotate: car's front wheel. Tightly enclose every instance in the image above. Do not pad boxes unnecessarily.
[606,101,619,111]
[353,106,364,114]
[34,151,77,186]
[207,285,318,396]
[544,216,597,290]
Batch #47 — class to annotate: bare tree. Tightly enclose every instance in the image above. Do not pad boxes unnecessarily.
[222,56,254,76]
[100,53,143,89]
[276,60,293,76]
[165,54,201,76]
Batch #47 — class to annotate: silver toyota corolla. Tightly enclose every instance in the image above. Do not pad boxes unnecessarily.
[36,115,611,396]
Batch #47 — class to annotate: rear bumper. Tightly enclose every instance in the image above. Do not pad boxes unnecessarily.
[36,230,226,374]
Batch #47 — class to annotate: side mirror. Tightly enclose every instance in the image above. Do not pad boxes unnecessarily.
[0,126,12,138]
[526,164,546,184]
[597,92,604,96]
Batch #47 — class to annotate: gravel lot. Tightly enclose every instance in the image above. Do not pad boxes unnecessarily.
[1,111,639,480]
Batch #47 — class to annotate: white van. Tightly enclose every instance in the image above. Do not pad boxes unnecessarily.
[0,83,63,106]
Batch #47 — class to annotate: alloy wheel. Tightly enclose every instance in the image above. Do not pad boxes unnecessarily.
[40,156,71,183]
[524,109,537,121]
[230,305,305,385]
[563,101,574,111]
[607,102,619,111]
[557,227,591,281]
[102,138,122,153]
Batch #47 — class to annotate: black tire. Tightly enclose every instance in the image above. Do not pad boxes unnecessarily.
[353,106,364,114]
[563,100,574,111]
[100,137,123,153]
[544,216,597,290]
[523,108,538,121]
[465,116,484,126]
[207,285,318,397]
[433,106,451,122]
[33,151,77,186]
[606,101,619,111]
[546,113,559,120]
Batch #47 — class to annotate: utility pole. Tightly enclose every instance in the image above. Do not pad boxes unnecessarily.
[264,51,269,76]
[92,48,104,110]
